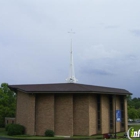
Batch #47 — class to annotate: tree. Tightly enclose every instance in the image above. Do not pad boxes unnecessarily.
[137,108,140,119]
[0,83,16,127]
[128,107,138,120]
[127,95,134,108]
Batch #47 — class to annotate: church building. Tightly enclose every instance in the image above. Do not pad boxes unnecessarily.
[9,83,131,136]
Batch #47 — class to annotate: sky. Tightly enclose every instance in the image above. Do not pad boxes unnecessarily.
[0,0,140,97]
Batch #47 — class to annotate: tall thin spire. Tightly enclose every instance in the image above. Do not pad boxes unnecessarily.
[66,29,77,83]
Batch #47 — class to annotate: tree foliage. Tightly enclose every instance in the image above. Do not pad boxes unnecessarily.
[0,83,16,127]
[127,95,140,120]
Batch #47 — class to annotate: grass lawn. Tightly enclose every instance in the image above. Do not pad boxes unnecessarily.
[128,124,140,130]
[0,125,140,140]
[0,128,7,136]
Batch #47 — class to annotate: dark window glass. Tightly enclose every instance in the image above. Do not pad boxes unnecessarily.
[120,96,124,129]
[97,95,101,131]
[110,123,113,129]
[121,122,124,127]
[109,95,113,131]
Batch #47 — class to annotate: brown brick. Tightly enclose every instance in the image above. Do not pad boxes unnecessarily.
[73,94,89,136]
[15,91,128,136]
[54,94,73,136]
[36,94,54,135]
[101,95,109,134]
[89,95,97,135]
[16,92,35,135]
[116,96,121,132]
[124,96,128,131]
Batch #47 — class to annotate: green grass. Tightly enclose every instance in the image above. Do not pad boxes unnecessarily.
[0,128,7,136]
[1,126,140,140]
[0,128,64,139]
[128,124,140,130]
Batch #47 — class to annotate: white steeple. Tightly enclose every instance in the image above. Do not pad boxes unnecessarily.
[66,29,78,83]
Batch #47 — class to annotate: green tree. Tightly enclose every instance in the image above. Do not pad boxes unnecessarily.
[131,97,140,109]
[0,83,16,127]
[127,95,134,108]
[137,108,140,119]
[128,107,138,120]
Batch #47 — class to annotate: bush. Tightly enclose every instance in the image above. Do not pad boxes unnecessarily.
[5,124,12,131]
[45,129,54,137]
[7,124,25,136]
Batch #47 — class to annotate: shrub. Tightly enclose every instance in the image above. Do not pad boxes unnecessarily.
[5,124,12,131]
[45,129,54,137]
[7,124,25,136]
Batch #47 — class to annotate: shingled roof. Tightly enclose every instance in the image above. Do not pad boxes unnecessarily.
[8,83,132,95]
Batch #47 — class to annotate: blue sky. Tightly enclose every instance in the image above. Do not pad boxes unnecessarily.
[0,0,140,97]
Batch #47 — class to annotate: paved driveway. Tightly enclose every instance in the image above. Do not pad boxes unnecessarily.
[128,122,140,125]
[0,137,16,140]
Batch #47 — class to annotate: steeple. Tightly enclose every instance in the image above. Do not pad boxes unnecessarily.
[66,29,77,83]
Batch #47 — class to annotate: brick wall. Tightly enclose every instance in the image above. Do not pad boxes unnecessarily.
[112,95,122,133]
[16,92,128,136]
[101,95,109,134]
[27,94,35,135]
[116,96,121,132]
[89,95,97,135]
[16,91,35,135]
[55,94,73,136]
[73,94,89,135]
[36,94,54,135]
[16,92,28,127]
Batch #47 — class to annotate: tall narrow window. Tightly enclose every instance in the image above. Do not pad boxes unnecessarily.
[120,96,124,128]
[97,94,101,131]
[109,95,113,131]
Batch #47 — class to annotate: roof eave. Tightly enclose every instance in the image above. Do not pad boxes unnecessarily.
[20,90,132,95]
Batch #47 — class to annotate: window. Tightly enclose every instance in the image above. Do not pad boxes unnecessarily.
[120,96,124,128]
[97,95,101,131]
[109,95,113,129]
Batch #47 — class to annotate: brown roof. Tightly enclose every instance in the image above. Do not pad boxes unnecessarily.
[8,83,132,95]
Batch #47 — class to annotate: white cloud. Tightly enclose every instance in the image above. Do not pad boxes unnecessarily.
[79,44,121,60]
